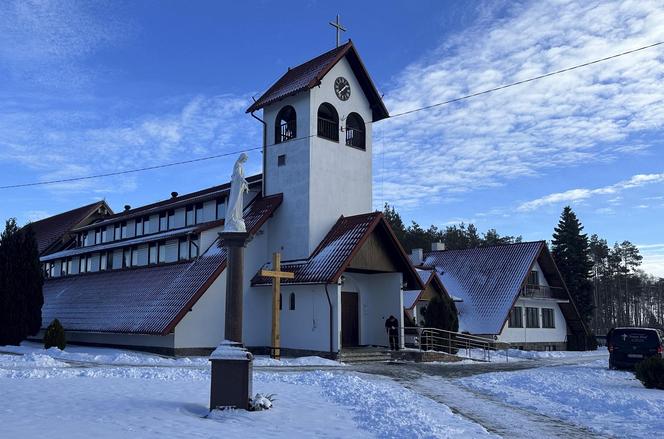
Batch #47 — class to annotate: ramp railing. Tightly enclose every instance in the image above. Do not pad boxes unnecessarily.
[401,326,511,362]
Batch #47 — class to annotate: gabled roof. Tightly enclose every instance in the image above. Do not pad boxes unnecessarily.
[423,241,588,336]
[27,201,111,255]
[403,268,459,310]
[41,194,282,335]
[246,41,389,122]
[252,212,421,289]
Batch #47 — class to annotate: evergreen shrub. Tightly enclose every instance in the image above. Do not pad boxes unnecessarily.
[635,356,664,390]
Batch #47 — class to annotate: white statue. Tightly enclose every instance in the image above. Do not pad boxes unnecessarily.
[225,153,249,232]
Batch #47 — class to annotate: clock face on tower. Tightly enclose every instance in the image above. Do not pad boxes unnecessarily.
[334,77,351,101]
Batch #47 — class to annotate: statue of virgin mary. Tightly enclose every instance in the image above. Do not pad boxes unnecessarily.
[224,153,249,232]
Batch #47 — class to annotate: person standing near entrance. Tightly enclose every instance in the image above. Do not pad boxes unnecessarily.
[385,315,399,351]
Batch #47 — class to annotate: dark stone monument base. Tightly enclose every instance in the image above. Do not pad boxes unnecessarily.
[209,342,253,411]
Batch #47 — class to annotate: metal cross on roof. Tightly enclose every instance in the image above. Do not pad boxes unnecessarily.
[329,14,346,48]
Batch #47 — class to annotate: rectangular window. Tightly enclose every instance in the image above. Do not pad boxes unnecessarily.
[79,257,86,273]
[121,222,128,239]
[195,203,204,224]
[278,154,286,166]
[143,216,151,235]
[542,308,555,328]
[186,206,195,226]
[149,244,157,265]
[158,243,166,263]
[528,270,539,285]
[114,224,121,240]
[159,213,168,231]
[94,228,101,244]
[179,238,189,261]
[101,253,108,271]
[61,259,67,275]
[190,237,199,259]
[526,307,540,328]
[86,255,92,272]
[123,248,131,268]
[168,210,175,230]
[131,246,139,266]
[508,306,523,328]
[216,199,225,220]
[136,218,143,236]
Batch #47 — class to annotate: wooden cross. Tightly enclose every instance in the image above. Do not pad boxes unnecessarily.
[329,14,346,48]
[260,252,294,360]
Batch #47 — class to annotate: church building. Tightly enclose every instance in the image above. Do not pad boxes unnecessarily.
[37,41,423,356]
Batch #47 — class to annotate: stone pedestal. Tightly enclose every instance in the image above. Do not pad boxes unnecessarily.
[219,231,250,344]
[209,341,253,410]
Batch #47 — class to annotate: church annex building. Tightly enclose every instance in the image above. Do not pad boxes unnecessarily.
[32,41,589,356]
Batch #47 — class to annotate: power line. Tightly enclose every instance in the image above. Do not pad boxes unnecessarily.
[386,41,664,119]
[1,41,662,190]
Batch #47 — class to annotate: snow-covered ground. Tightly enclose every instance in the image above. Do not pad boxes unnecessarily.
[0,344,492,438]
[0,342,342,367]
[458,358,664,438]
[436,346,608,364]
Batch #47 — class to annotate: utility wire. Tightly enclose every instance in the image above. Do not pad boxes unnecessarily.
[1,41,662,190]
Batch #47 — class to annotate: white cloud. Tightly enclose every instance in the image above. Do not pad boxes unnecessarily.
[517,172,664,211]
[374,0,664,210]
[638,244,664,278]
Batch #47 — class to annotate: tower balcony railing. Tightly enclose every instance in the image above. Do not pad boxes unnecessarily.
[278,122,296,143]
[345,128,365,149]
[317,117,339,142]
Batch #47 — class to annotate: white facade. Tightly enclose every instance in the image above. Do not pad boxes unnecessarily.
[263,57,373,260]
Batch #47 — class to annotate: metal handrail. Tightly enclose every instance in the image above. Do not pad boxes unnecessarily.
[401,326,511,362]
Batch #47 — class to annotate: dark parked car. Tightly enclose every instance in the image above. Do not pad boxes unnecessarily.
[608,327,664,370]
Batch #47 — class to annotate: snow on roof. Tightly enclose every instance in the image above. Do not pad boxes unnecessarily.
[41,195,282,335]
[424,242,544,335]
[402,290,422,310]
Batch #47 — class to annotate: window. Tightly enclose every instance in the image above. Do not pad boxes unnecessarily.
[275,105,297,143]
[190,237,199,259]
[149,244,157,265]
[61,259,67,275]
[66,258,73,275]
[79,257,86,273]
[159,213,168,231]
[179,238,189,261]
[86,255,93,272]
[195,203,204,224]
[277,154,286,166]
[508,306,523,328]
[186,206,195,226]
[526,307,540,328]
[123,248,131,268]
[289,293,295,310]
[136,218,143,236]
[345,112,366,149]
[100,253,107,271]
[542,308,555,328]
[158,243,166,263]
[279,293,282,311]
[143,216,151,235]
[114,224,121,241]
[101,227,108,243]
[528,270,539,285]
[317,103,339,141]
[216,199,225,220]
[95,228,101,245]
[131,246,139,266]
[121,222,128,239]
[167,210,175,230]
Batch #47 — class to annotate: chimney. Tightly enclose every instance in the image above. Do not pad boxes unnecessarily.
[432,242,446,251]
[410,248,423,266]
[124,205,131,211]
[171,191,178,198]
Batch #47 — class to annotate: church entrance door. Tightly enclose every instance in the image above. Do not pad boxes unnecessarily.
[341,291,359,347]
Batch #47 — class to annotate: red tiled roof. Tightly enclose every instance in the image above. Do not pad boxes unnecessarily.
[27,201,110,255]
[41,194,282,335]
[252,212,421,288]
[246,41,389,122]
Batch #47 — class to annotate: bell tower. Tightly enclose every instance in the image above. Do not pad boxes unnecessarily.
[247,41,389,260]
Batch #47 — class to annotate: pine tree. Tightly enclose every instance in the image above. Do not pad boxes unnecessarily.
[551,207,594,326]
[0,219,44,346]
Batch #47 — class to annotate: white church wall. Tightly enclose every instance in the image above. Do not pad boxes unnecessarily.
[243,228,273,349]
[308,58,374,256]
[497,297,568,345]
[62,331,175,350]
[344,272,403,347]
[263,92,312,260]
[174,270,227,349]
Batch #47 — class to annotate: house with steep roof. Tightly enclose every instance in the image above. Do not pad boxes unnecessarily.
[36,41,421,356]
[402,268,460,327]
[417,241,590,351]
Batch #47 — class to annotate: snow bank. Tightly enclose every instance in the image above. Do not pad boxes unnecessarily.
[458,358,664,438]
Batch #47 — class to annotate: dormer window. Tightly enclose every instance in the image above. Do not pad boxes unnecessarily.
[317,103,339,142]
[275,106,297,143]
[345,112,365,149]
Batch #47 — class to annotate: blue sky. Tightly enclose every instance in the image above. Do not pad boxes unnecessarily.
[1,0,663,276]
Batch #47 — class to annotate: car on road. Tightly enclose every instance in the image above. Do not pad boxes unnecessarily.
[608,327,664,370]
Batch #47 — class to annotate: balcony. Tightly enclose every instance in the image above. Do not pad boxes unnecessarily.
[520,284,563,299]
[317,117,339,142]
[345,127,365,149]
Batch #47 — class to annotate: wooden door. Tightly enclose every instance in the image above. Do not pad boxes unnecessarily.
[341,292,359,347]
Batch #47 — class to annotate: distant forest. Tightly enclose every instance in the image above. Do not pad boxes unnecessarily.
[383,203,664,335]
